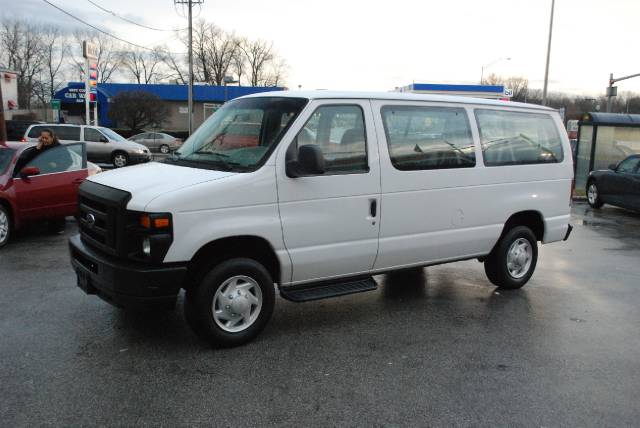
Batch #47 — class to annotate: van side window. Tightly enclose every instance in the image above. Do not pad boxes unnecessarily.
[381,106,475,171]
[289,105,368,175]
[28,126,44,138]
[84,128,105,142]
[475,109,564,166]
[53,126,81,141]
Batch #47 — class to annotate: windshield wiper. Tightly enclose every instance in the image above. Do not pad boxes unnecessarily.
[193,150,230,158]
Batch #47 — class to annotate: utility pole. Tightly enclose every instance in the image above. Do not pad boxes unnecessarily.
[175,0,203,135]
[542,0,555,106]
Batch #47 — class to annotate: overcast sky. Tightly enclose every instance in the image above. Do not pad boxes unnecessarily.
[2,0,640,95]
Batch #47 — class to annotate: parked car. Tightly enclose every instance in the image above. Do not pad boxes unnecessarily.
[23,124,151,168]
[70,91,573,347]
[6,120,43,141]
[128,132,182,154]
[0,142,88,247]
[586,154,640,211]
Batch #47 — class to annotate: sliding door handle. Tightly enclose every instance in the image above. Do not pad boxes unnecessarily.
[369,199,377,217]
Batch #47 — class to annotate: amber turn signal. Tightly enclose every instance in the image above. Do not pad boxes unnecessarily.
[140,214,170,229]
[140,214,151,228]
[154,218,170,229]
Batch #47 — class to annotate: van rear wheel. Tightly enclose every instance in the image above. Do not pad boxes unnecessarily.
[185,258,275,347]
[484,226,538,289]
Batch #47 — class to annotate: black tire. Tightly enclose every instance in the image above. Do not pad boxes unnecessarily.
[111,151,129,168]
[484,226,538,289]
[46,217,66,234]
[159,144,170,154]
[0,204,12,248]
[586,180,604,208]
[185,258,275,348]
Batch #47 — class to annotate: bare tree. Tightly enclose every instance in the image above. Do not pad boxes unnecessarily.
[192,19,211,83]
[162,48,187,84]
[483,73,529,102]
[238,38,274,86]
[0,19,45,109]
[33,27,68,105]
[208,29,239,86]
[231,48,245,86]
[121,48,166,84]
[191,20,239,85]
[263,57,288,87]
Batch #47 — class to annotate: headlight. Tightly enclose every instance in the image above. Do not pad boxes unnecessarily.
[142,237,151,256]
[135,212,173,263]
[135,149,145,154]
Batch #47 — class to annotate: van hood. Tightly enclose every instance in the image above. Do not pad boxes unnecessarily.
[87,162,236,210]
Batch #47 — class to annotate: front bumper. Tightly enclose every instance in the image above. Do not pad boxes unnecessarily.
[129,153,152,164]
[69,234,187,309]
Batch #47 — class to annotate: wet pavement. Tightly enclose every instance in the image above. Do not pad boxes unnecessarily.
[1,201,639,426]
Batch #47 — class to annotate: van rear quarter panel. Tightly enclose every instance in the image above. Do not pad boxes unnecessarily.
[371,101,572,270]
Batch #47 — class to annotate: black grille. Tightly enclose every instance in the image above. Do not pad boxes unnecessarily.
[78,181,132,258]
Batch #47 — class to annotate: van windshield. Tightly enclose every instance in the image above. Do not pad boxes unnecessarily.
[167,97,308,172]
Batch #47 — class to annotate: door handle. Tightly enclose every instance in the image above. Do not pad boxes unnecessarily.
[72,178,84,185]
[369,199,377,217]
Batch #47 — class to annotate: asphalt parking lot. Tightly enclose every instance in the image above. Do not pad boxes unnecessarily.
[1,202,639,426]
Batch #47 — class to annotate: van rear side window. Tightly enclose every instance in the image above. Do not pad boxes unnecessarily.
[28,125,81,141]
[27,126,44,138]
[381,106,475,171]
[476,109,563,166]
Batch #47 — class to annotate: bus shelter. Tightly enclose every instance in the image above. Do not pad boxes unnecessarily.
[575,112,640,195]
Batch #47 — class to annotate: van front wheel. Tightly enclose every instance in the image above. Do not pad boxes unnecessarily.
[185,258,275,347]
[484,226,538,289]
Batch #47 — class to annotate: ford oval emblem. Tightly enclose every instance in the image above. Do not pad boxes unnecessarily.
[86,213,96,227]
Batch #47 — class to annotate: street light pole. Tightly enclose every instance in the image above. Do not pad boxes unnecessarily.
[542,0,555,106]
[606,72,640,112]
[480,57,511,84]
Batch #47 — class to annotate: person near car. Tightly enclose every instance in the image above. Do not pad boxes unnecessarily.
[33,129,72,234]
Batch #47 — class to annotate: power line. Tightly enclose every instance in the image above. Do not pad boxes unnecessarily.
[85,0,188,32]
[41,0,186,55]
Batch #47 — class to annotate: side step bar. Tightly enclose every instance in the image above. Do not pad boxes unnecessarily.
[279,277,378,302]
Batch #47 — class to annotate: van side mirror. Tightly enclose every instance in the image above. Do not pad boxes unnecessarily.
[286,145,325,178]
[608,163,617,171]
[100,136,109,143]
[20,166,40,178]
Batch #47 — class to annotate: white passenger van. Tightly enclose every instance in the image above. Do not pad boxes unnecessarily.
[69,91,573,347]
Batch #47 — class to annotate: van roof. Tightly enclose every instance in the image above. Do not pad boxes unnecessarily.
[241,90,555,112]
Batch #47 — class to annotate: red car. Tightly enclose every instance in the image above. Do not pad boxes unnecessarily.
[0,142,88,247]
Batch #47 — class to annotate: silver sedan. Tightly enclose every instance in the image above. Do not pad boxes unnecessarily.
[128,132,182,154]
